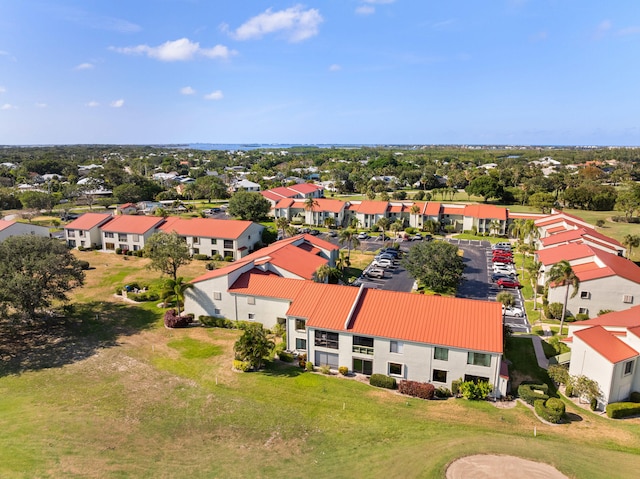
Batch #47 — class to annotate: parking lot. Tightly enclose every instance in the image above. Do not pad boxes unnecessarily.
[448,239,530,333]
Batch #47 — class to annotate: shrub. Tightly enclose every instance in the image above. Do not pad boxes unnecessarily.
[115,248,122,255]
[164,309,191,328]
[548,365,570,385]
[305,361,314,372]
[451,379,462,396]
[369,374,397,390]
[518,383,550,406]
[126,250,134,256]
[534,397,565,424]
[298,353,307,369]
[547,302,564,320]
[193,253,209,261]
[224,255,234,262]
[114,286,122,295]
[630,391,640,403]
[435,387,452,398]
[459,380,493,400]
[320,365,331,375]
[205,262,216,270]
[590,398,598,411]
[404,227,417,235]
[212,253,223,261]
[606,402,640,419]
[399,380,435,400]
[575,313,589,321]
[565,383,574,397]
[278,351,294,363]
[338,366,348,376]
[233,359,251,372]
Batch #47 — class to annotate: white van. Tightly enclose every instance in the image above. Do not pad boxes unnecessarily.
[492,242,512,251]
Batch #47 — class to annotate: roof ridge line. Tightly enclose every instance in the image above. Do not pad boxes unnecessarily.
[343,285,366,330]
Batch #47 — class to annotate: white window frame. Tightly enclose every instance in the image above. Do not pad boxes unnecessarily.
[213,291,222,301]
[580,291,590,300]
[248,313,255,320]
[390,340,404,354]
[624,360,634,376]
[623,295,634,304]
[388,362,404,377]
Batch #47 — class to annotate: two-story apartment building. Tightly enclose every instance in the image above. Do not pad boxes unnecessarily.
[64,212,113,249]
[160,217,264,260]
[100,215,166,252]
[0,219,50,241]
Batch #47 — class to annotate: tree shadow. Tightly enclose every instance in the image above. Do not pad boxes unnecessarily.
[259,360,305,378]
[564,412,583,423]
[0,301,159,377]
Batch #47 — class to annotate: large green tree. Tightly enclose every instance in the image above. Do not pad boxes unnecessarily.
[465,176,504,203]
[227,191,271,221]
[0,235,85,318]
[144,231,191,281]
[401,240,464,293]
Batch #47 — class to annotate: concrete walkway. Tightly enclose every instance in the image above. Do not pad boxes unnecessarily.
[524,335,550,370]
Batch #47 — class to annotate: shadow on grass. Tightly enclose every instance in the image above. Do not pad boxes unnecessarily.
[259,360,305,378]
[0,301,160,377]
[565,412,584,423]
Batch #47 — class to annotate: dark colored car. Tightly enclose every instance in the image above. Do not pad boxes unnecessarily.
[308,229,320,236]
[491,273,513,282]
[497,278,521,289]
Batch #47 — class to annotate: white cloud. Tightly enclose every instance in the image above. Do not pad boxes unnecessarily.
[86,101,100,107]
[110,99,125,108]
[180,86,196,95]
[35,103,47,108]
[329,64,341,71]
[111,38,236,62]
[75,62,94,70]
[204,90,224,101]
[355,6,375,15]
[593,20,612,40]
[230,5,323,42]
[1,104,16,110]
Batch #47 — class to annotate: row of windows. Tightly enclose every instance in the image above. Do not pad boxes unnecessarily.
[578,291,633,304]
[191,237,235,249]
[104,232,140,242]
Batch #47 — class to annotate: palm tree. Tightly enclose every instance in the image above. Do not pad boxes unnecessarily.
[526,260,543,310]
[323,217,336,229]
[276,216,289,239]
[285,225,298,238]
[304,197,319,226]
[390,220,403,238]
[423,219,439,235]
[489,220,502,236]
[313,264,331,283]
[161,277,193,315]
[410,204,421,228]
[523,219,539,245]
[376,217,390,238]
[338,228,360,263]
[509,218,525,241]
[622,234,640,259]
[336,250,350,271]
[547,260,580,336]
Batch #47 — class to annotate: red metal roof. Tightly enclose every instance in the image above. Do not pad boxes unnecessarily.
[291,197,345,213]
[442,206,464,216]
[260,190,284,202]
[424,202,441,216]
[0,219,16,231]
[573,305,640,328]
[100,215,165,234]
[355,200,388,214]
[189,260,254,283]
[574,326,638,363]
[229,271,306,299]
[289,183,323,195]
[463,204,507,220]
[536,243,595,265]
[268,243,326,279]
[287,282,360,328]
[275,198,295,209]
[159,217,254,239]
[64,212,113,231]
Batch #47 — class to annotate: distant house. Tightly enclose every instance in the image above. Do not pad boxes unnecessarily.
[116,203,138,215]
[64,213,113,249]
[566,307,640,408]
[160,217,264,260]
[0,220,50,242]
[232,179,261,192]
[100,215,166,252]
[260,183,324,207]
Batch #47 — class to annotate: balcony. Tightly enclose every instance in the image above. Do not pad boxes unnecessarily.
[352,345,374,355]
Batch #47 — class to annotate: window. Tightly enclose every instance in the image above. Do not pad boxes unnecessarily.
[118,234,127,242]
[105,232,114,238]
[315,351,339,369]
[192,248,199,255]
[78,231,84,237]
[464,374,490,384]
[247,296,255,305]
[353,358,373,375]
[105,242,115,250]
[315,330,339,349]
[578,308,589,315]
[132,234,139,242]
[295,338,307,350]
[390,341,404,354]
[388,362,403,377]
[295,319,306,331]
[68,230,75,237]
[68,240,76,247]
[248,313,255,320]
[224,240,233,249]
[434,347,449,361]
[353,336,374,355]
[623,295,634,304]
[213,308,221,315]
[580,291,590,299]
[211,238,217,245]
[433,369,447,383]
[277,317,286,326]
[192,236,199,244]
[624,360,634,376]
[467,352,491,367]
[213,291,222,301]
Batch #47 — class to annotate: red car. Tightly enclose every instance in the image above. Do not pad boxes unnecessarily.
[497,278,521,289]
[492,253,513,261]
[492,251,513,258]
[492,257,513,264]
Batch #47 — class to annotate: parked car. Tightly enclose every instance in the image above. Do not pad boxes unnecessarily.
[366,267,386,279]
[492,251,513,259]
[492,242,512,250]
[493,265,516,275]
[375,253,396,262]
[492,257,513,264]
[380,248,400,258]
[326,230,337,237]
[372,258,393,268]
[497,278,521,289]
[491,273,514,282]
[412,233,423,241]
[308,229,320,236]
[357,232,370,240]
[424,234,433,241]
[502,306,524,317]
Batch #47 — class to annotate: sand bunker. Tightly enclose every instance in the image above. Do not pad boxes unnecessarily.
[446,454,568,479]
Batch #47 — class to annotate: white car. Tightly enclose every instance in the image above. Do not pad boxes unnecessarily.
[492,242,512,250]
[502,306,524,317]
[357,232,370,240]
[493,265,516,275]
[372,258,393,268]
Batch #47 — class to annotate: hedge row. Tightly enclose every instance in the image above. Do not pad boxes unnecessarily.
[398,380,435,400]
[278,351,294,363]
[606,402,640,419]
[630,391,640,403]
[199,315,253,330]
[518,383,549,406]
[127,292,160,302]
[164,310,193,328]
[534,397,565,423]
[370,374,397,390]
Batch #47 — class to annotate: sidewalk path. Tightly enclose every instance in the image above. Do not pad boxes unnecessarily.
[521,334,549,370]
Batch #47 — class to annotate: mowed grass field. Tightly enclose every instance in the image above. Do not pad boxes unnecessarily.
[1,252,640,478]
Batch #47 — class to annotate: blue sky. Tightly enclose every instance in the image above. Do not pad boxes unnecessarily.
[1,1,639,146]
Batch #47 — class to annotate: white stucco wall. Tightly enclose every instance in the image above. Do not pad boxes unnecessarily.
[0,222,50,241]
[569,336,615,404]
